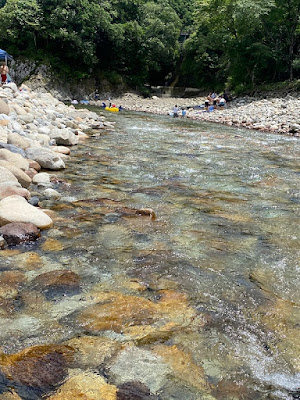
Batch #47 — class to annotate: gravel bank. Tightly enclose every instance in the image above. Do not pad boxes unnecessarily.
[93,92,300,137]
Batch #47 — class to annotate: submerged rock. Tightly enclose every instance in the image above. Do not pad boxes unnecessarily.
[47,370,117,400]
[32,269,80,293]
[0,222,40,245]
[0,344,74,394]
[108,346,170,393]
[64,335,120,369]
[117,381,157,400]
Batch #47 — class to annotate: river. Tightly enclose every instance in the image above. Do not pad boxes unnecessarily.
[0,110,299,399]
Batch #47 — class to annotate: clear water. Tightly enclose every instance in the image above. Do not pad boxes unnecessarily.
[0,110,299,399]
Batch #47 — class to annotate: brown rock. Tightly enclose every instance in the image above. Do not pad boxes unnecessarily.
[0,185,30,200]
[24,252,44,270]
[117,382,156,400]
[77,293,157,334]
[152,345,210,391]
[28,159,41,171]
[47,371,117,400]
[42,238,64,251]
[24,168,38,179]
[0,390,22,399]
[0,222,40,245]
[0,271,25,299]
[0,344,74,391]
[65,336,120,369]
[32,269,80,291]
[76,289,196,337]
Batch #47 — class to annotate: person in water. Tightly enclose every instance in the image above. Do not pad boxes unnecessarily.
[173,105,179,117]
[181,108,187,117]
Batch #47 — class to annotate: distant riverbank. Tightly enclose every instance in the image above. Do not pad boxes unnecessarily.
[92,92,300,137]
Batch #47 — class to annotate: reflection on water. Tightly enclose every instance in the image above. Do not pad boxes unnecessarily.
[0,111,299,399]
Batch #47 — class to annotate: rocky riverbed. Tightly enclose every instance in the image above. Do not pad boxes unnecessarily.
[93,92,300,136]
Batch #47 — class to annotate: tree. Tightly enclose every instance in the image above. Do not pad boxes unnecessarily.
[0,0,41,51]
[140,0,182,84]
[37,0,112,68]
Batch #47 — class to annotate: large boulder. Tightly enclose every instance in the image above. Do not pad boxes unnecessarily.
[0,160,32,188]
[2,82,19,94]
[0,143,27,157]
[0,99,10,115]
[0,185,30,200]
[25,147,65,170]
[0,126,8,143]
[0,195,53,229]
[0,148,29,171]
[7,132,31,150]
[0,222,40,245]
[0,165,20,187]
[10,103,27,116]
[49,128,78,146]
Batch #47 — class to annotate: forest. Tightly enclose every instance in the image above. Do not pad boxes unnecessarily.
[0,0,299,93]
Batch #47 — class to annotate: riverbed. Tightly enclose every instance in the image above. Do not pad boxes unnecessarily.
[1,110,299,399]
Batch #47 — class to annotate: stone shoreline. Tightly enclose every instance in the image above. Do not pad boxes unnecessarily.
[92,92,300,137]
[0,82,115,246]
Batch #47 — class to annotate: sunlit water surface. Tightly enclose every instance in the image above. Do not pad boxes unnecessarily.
[0,110,299,399]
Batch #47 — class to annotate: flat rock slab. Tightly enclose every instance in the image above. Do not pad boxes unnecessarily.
[0,222,40,245]
[0,195,53,229]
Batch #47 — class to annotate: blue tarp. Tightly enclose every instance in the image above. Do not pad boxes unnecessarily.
[0,49,13,61]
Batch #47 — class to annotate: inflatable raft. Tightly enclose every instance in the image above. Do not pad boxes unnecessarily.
[105,107,119,112]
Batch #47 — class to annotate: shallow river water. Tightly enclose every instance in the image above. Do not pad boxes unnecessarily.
[0,111,299,399]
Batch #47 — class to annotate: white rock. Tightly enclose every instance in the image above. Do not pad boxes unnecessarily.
[43,188,61,200]
[0,148,29,171]
[0,195,53,228]
[32,172,51,184]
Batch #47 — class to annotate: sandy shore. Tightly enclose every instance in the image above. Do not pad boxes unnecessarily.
[92,92,300,137]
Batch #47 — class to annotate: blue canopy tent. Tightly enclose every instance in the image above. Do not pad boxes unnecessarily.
[0,49,13,62]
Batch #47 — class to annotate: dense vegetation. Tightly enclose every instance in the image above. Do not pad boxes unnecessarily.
[0,0,299,92]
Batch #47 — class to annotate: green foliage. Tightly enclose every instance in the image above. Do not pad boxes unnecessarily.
[140,1,181,83]
[0,0,299,91]
[0,0,41,50]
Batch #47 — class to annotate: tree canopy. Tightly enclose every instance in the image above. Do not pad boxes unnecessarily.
[0,0,299,91]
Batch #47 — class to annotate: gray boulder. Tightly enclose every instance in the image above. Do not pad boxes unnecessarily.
[0,142,27,157]
[7,132,31,150]
[25,146,65,170]
[49,128,78,146]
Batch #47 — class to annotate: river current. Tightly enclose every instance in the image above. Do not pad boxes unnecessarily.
[0,110,299,399]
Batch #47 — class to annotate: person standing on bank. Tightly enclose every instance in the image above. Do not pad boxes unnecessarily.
[0,62,9,84]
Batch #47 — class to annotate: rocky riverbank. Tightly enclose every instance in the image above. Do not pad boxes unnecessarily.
[0,82,115,247]
[93,92,300,137]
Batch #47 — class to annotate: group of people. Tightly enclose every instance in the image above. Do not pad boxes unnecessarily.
[172,105,187,118]
[204,91,229,110]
